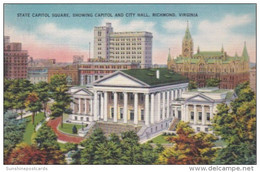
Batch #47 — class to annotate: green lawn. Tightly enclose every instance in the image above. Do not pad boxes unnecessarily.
[150,134,171,144]
[58,123,85,135]
[23,112,45,144]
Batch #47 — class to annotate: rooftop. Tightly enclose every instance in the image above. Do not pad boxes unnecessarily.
[122,68,189,86]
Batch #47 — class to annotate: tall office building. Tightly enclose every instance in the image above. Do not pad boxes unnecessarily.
[4,36,28,79]
[94,23,153,68]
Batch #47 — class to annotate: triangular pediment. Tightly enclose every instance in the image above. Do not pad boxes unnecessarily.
[94,71,149,87]
[73,89,93,96]
[186,93,214,103]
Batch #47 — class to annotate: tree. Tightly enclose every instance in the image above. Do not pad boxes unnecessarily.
[72,125,78,134]
[25,92,42,125]
[206,78,221,87]
[34,123,59,149]
[49,75,72,128]
[80,128,107,164]
[4,111,27,163]
[212,83,256,164]
[64,143,78,152]
[157,121,217,165]
[35,81,50,118]
[34,123,65,164]
[6,143,48,165]
[4,79,33,118]
[188,80,198,90]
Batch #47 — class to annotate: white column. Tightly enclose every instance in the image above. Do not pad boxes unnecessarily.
[185,105,189,122]
[194,104,197,124]
[145,93,150,126]
[123,92,128,124]
[90,99,93,116]
[104,92,108,121]
[78,98,81,114]
[113,92,118,122]
[100,93,104,119]
[175,89,178,99]
[181,105,185,121]
[93,91,98,121]
[210,105,214,121]
[134,93,138,125]
[150,93,155,124]
[202,105,206,125]
[175,106,178,119]
[84,98,87,115]
[171,90,174,101]
[157,93,161,122]
[179,89,182,98]
[72,99,75,113]
[166,91,170,118]
[162,92,165,120]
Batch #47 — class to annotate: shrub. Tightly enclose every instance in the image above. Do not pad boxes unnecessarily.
[72,125,78,134]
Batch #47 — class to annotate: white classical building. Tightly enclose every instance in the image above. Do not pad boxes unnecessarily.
[68,68,189,138]
[172,87,236,133]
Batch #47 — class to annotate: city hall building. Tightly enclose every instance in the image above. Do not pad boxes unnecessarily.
[68,68,189,139]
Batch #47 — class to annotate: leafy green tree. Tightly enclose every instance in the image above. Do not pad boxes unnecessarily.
[4,111,27,163]
[49,75,72,128]
[34,123,65,164]
[34,123,59,150]
[188,80,198,90]
[4,79,33,118]
[80,128,107,164]
[206,78,221,87]
[157,121,217,165]
[212,84,256,164]
[35,81,50,118]
[25,92,42,124]
[64,143,78,152]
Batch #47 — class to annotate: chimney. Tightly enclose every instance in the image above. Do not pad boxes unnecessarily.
[156,70,160,79]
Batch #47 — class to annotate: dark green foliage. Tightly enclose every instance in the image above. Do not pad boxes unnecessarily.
[79,129,161,165]
[72,125,78,134]
[212,82,256,164]
[34,81,51,117]
[188,80,198,90]
[206,78,221,87]
[4,111,27,153]
[34,123,59,150]
[64,143,78,152]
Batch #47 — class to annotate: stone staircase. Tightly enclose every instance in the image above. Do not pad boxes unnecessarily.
[168,118,180,131]
[85,122,142,138]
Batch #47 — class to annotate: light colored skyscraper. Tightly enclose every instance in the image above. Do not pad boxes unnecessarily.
[94,23,153,68]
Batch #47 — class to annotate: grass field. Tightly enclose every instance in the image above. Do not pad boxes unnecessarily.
[23,112,45,144]
[58,123,85,135]
[150,134,171,144]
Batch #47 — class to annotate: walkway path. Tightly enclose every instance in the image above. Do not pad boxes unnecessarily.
[47,117,84,144]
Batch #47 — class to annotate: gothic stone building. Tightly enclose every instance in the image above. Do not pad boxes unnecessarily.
[167,23,250,89]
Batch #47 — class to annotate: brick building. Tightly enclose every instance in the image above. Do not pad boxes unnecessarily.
[167,22,250,89]
[48,65,79,85]
[4,36,28,79]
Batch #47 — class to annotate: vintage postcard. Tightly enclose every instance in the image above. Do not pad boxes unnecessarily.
[2,2,257,170]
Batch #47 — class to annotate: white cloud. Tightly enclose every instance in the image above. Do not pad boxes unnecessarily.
[162,20,191,33]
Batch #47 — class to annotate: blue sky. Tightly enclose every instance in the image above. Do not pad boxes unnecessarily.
[4,4,256,63]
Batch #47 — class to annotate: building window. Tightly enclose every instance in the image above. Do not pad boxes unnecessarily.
[81,117,83,121]
[190,112,194,120]
[111,108,114,118]
[120,108,123,119]
[130,110,134,120]
[197,127,200,132]
[86,117,89,121]
[141,110,144,120]
[207,113,210,121]
[75,116,78,120]
[198,112,202,121]
[205,128,208,132]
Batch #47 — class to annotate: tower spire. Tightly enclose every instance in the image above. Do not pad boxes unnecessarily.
[221,44,224,53]
[167,48,172,61]
[242,41,249,61]
[184,21,192,40]
[197,46,200,53]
